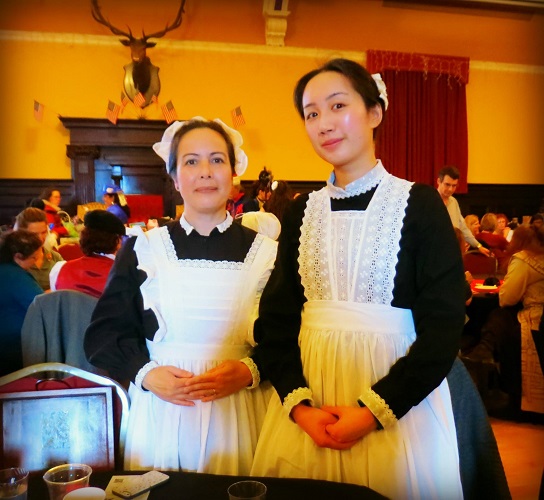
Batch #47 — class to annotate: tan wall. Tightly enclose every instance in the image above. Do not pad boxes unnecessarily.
[467,65,544,184]
[0,0,543,184]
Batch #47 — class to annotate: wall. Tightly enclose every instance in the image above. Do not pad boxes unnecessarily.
[467,63,544,183]
[0,0,543,186]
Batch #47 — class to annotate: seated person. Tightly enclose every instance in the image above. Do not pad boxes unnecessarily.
[247,167,274,212]
[102,185,131,224]
[530,213,543,229]
[49,210,125,298]
[39,187,68,241]
[0,229,44,376]
[464,214,480,241]
[14,207,64,291]
[466,225,544,415]
[476,213,510,272]
[263,180,294,225]
[495,213,513,242]
[226,176,256,217]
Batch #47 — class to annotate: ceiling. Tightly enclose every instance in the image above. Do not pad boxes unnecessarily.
[0,0,543,66]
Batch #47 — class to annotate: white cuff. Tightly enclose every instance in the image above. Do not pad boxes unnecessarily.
[135,360,159,390]
[358,388,397,429]
[283,387,313,417]
[240,357,260,389]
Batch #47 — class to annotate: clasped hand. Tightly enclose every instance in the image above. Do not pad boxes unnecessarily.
[291,404,378,450]
[142,360,252,406]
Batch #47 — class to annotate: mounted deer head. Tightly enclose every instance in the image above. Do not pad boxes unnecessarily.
[91,0,186,107]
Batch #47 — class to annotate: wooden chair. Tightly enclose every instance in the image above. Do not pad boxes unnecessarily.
[463,250,498,277]
[0,363,129,472]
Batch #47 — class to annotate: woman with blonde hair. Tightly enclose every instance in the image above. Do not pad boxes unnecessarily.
[465,214,480,239]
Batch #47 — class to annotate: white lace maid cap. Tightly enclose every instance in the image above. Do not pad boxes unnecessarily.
[240,211,281,241]
[152,116,248,177]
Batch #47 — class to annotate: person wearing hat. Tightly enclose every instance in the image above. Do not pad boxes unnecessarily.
[102,185,131,224]
[49,210,126,298]
[84,117,278,474]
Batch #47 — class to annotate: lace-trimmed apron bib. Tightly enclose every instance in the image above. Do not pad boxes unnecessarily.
[124,227,275,474]
[252,174,463,499]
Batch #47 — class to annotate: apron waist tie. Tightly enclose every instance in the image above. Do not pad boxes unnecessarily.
[147,340,251,361]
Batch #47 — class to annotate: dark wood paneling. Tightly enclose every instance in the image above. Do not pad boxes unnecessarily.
[2,179,541,228]
[456,184,544,220]
[0,179,76,228]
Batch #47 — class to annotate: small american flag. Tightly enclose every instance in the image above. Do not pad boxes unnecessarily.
[133,92,146,108]
[120,92,129,109]
[161,100,178,124]
[151,95,158,104]
[34,100,44,122]
[106,100,120,125]
[231,106,245,129]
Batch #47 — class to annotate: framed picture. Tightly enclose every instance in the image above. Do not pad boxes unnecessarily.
[0,387,114,471]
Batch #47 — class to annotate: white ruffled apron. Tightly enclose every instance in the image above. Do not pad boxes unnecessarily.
[251,167,463,499]
[124,227,275,474]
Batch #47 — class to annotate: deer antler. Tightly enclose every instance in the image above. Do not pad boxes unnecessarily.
[90,0,134,40]
[143,0,187,41]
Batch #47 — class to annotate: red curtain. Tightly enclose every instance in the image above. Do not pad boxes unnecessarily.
[367,50,469,193]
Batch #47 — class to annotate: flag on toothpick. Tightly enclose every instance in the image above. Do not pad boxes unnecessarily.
[151,95,158,105]
[120,92,129,109]
[231,106,245,129]
[133,92,146,108]
[161,100,178,124]
[33,100,44,122]
[106,100,120,125]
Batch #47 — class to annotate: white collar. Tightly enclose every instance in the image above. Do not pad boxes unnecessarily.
[43,199,61,211]
[326,160,387,199]
[179,211,233,235]
[95,253,116,260]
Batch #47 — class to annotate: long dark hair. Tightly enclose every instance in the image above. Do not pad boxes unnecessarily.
[264,180,293,223]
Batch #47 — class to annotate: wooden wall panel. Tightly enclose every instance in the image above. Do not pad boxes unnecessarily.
[1,179,541,228]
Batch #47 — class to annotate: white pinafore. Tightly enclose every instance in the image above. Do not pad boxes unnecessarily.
[124,226,276,474]
[251,165,463,499]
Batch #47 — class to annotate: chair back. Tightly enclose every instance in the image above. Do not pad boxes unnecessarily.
[463,251,498,277]
[21,290,101,374]
[57,242,84,261]
[77,202,106,221]
[0,363,129,471]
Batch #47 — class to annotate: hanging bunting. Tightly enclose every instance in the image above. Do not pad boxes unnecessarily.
[161,100,178,124]
[106,100,120,125]
[231,106,246,129]
[33,100,44,122]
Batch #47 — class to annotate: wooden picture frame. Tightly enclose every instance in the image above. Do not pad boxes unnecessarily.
[0,387,115,471]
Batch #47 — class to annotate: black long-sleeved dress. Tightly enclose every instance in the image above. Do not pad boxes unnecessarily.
[84,217,277,473]
[250,163,466,498]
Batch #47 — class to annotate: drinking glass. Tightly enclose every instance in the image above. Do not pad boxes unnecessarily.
[227,480,267,500]
[43,464,92,500]
[0,468,29,500]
